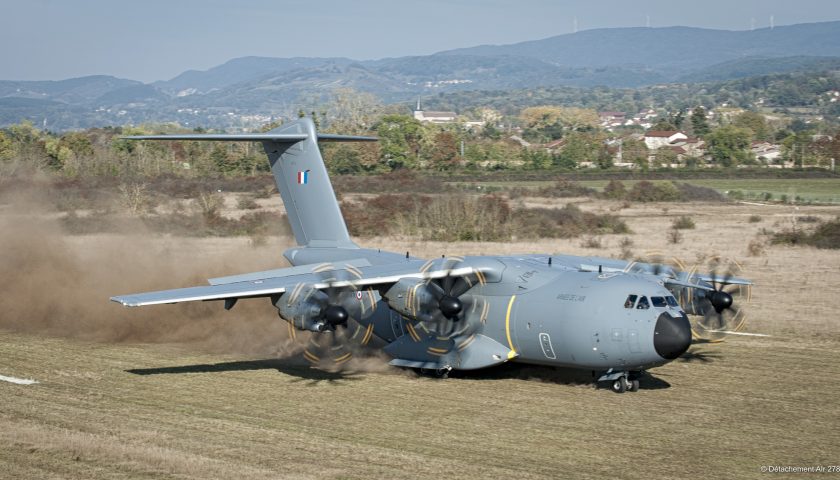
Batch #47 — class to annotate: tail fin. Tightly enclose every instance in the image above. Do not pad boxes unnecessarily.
[123,118,376,248]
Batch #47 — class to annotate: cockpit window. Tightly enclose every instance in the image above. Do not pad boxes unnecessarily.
[651,296,667,308]
[624,294,638,309]
[666,296,680,308]
[636,296,650,309]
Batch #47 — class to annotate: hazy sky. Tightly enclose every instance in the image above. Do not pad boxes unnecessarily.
[2,0,840,82]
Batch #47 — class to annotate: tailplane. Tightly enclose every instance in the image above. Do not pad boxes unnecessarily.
[124,118,376,248]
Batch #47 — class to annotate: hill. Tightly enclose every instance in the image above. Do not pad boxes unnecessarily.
[1,22,840,130]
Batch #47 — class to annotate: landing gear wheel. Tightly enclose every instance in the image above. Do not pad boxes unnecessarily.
[629,379,640,392]
[435,367,451,379]
[611,377,628,393]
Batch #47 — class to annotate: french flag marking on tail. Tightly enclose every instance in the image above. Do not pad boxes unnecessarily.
[297,169,310,184]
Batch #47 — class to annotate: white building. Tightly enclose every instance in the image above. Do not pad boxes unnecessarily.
[644,130,688,150]
[413,99,456,124]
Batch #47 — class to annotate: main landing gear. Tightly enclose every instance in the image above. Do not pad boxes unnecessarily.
[419,365,452,379]
[598,370,642,393]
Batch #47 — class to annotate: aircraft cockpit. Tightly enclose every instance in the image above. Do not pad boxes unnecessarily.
[623,294,681,311]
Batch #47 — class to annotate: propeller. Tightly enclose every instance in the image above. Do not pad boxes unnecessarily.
[277,263,379,366]
[689,257,751,342]
[383,256,491,363]
[629,253,752,342]
[419,257,489,339]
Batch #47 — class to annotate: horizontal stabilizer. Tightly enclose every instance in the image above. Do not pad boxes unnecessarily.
[122,133,377,143]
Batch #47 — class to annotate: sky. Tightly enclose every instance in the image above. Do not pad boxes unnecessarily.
[2,0,840,83]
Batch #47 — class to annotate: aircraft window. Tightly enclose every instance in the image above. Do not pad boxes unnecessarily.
[624,294,638,309]
[636,296,650,309]
[651,296,667,308]
[666,296,680,308]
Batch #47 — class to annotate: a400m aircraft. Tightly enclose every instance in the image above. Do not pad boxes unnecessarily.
[112,118,751,393]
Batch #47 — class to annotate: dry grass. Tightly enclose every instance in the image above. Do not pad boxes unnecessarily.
[2,185,840,479]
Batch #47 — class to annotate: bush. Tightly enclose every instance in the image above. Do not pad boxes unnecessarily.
[747,239,766,256]
[748,215,761,223]
[237,196,259,210]
[626,181,681,202]
[580,236,603,249]
[674,182,727,202]
[672,215,696,229]
[667,228,683,244]
[770,217,840,249]
[602,179,626,199]
[343,193,630,241]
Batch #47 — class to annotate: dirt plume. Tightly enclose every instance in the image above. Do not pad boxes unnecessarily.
[0,186,393,371]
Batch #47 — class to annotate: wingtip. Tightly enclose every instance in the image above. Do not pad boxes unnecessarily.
[110,296,139,307]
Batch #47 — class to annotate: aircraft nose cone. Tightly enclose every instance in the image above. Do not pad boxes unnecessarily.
[653,312,691,360]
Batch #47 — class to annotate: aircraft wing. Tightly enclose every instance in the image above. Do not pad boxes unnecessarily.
[111,259,476,307]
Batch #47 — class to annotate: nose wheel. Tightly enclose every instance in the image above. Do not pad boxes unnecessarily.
[602,371,642,393]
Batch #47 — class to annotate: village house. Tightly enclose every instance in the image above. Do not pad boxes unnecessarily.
[751,141,783,164]
[644,130,688,150]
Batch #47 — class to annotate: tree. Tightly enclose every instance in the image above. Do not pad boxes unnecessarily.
[328,88,382,134]
[375,114,423,170]
[732,111,770,141]
[651,119,676,131]
[0,131,13,161]
[556,132,605,168]
[621,139,648,166]
[690,107,710,136]
[706,126,753,167]
[428,132,459,171]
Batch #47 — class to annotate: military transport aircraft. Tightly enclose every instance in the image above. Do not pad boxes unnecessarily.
[111,118,752,393]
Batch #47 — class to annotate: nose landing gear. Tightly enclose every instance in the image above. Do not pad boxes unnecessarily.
[599,370,642,393]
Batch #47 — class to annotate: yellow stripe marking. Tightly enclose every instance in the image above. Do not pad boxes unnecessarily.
[362,324,374,345]
[505,295,517,357]
[334,352,353,364]
[406,322,421,342]
[457,334,476,351]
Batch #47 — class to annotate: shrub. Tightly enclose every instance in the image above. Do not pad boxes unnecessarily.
[672,215,696,230]
[667,228,683,244]
[748,215,761,223]
[747,239,766,256]
[626,180,680,202]
[770,217,840,249]
[674,182,727,202]
[343,193,630,241]
[602,179,626,199]
[580,236,603,249]
[237,196,259,210]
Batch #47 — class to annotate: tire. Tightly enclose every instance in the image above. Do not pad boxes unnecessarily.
[629,379,640,392]
[611,377,627,393]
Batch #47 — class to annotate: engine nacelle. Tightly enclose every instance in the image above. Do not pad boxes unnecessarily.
[383,278,437,322]
[274,285,328,332]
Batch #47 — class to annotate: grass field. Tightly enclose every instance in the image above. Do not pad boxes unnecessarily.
[2,188,840,478]
[1,331,839,479]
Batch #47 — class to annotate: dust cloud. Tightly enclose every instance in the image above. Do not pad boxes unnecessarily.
[0,183,388,373]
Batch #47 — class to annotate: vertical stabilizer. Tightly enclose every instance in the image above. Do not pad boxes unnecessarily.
[262,119,356,248]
